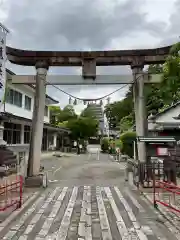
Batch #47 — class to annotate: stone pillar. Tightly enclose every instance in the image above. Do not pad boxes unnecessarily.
[131,65,146,163]
[27,61,49,177]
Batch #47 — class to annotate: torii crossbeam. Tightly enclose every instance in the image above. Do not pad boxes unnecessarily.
[5,43,173,181]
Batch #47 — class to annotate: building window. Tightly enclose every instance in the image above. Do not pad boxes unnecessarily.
[44,106,48,116]
[6,89,22,107]
[3,122,21,144]
[24,125,31,144]
[25,96,31,110]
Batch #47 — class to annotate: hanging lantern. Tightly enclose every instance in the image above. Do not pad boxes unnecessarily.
[83,100,87,105]
[69,97,72,105]
[73,99,77,105]
[100,99,103,106]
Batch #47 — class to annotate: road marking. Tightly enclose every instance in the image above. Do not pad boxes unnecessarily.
[4,188,60,239]
[39,187,68,237]
[103,187,129,238]
[48,180,58,183]
[53,166,62,176]
[0,186,171,239]
[18,236,28,240]
[126,189,145,213]
[55,187,78,240]
[96,186,112,240]
[24,187,60,235]
[114,186,149,240]
[2,191,50,239]
[78,186,92,240]
[0,192,39,228]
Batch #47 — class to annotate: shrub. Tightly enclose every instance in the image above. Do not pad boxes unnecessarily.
[114,139,123,150]
[100,137,109,152]
[120,131,136,157]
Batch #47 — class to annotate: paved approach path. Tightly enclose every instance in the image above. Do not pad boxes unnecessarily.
[0,150,179,239]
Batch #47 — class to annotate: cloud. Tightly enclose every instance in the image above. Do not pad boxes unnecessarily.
[167,0,180,38]
[0,0,178,113]
[4,0,166,50]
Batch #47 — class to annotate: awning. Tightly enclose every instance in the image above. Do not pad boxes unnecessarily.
[0,112,70,133]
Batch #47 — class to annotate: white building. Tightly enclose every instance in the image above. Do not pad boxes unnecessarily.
[148,102,180,133]
[0,69,70,151]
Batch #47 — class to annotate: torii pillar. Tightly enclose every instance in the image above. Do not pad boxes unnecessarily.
[27,61,49,177]
[131,63,147,164]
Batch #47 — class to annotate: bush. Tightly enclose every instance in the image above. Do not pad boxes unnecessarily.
[100,137,109,152]
[114,139,123,150]
[120,131,136,157]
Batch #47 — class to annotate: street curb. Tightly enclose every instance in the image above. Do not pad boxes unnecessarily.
[141,191,180,233]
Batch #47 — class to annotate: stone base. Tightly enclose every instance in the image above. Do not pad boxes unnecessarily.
[25,175,43,188]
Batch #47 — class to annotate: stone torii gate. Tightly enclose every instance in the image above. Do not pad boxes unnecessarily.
[6,45,171,179]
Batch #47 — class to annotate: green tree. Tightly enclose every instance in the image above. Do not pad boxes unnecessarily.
[80,106,97,119]
[59,105,77,122]
[119,114,134,133]
[49,106,62,126]
[104,98,133,129]
[104,42,180,134]
[58,121,68,128]
[145,64,164,115]
[49,105,77,126]
[160,41,180,104]
[120,131,136,157]
[67,117,98,140]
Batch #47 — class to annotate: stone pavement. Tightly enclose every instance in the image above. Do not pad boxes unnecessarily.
[0,151,179,239]
[142,190,180,233]
[0,189,39,223]
[0,185,178,240]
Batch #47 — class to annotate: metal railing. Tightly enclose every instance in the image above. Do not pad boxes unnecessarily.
[153,180,180,213]
[133,160,178,188]
[0,175,23,211]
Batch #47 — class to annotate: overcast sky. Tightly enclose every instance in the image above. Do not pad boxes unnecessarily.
[0,0,179,113]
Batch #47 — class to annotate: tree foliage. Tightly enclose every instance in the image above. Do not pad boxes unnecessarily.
[49,105,77,126]
[66,117,98,139]
[49,106,62,126]
[120,131,136,157]
[80,106,97,119]
[119,114,134,133]
[49,105,98,139]
[104,42,180,133]
[100,137,109,152]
